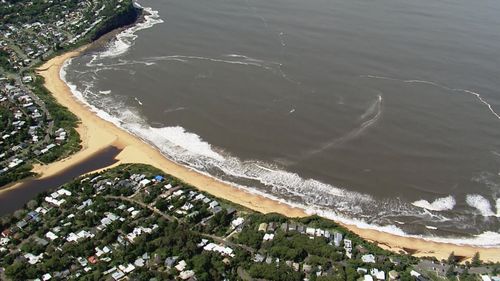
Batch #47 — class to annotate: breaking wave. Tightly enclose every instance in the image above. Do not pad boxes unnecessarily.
[466,194,497,217]
[95,3,164,60]
[412,195,456,211]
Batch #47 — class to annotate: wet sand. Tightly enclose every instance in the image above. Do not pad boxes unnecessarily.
[25,48,500,262]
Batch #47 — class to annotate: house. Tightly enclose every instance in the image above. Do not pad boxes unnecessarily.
[87,256,98,264]
[280,222,288,232]
[179,270,195,280]
[208,200,219,209]
[267,222,277,232]
[16,220,27,229]
[1,229,12,237]
[389,270,400,280]
[118,263,135,274]
[357,268,368,274]
[297,225,305,233]
[362,254,376,263]
[258,223,268,232]
[165,256,178,269]
[263,233,274,241]
[0,237,10,246]
[45,231,58,241]
[265,256,273,264]
[22,75,33,83]
[333,232,343,247]
[253,254,265,263]
[344,239,353,258]
[138,178,151,187]
[231,217,244,229]
[364,275,374,281]
[306,227,316,236]
[203,243,234,257]
[25,253,43,264]
[410,270,421,278]
[176,260,187,271]
[370,268,385,280]
[111,270,125,280]
[134,257,145,267]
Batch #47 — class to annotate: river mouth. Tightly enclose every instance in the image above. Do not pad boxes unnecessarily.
[0,146,121,215]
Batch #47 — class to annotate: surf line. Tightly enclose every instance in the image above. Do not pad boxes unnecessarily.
[360,75,500,121]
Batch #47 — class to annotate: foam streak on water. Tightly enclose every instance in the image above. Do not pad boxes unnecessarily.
[361,75,500,122]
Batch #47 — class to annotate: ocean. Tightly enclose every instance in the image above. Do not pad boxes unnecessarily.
[62,0,500,245]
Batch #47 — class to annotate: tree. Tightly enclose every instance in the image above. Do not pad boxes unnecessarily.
[446,265,455,279]
[491,262,500,275]
[27,199,38,210]
[471,252,481,267]
[447,251,457,265]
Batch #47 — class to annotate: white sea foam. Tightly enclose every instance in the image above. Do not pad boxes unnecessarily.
[425,225,438,230]
[134,97,143,105]
[164,107,186,114]
[97,3,164,59]
[412,195,456,211]
[310,206,500,247]
[361,74,500,122]
[466,194,496,217]
[99,90,112,95]
[496,198,500,217]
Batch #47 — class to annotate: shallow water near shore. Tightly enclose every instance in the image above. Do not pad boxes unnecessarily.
[63,0,500,244]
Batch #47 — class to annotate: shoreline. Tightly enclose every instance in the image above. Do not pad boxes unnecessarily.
[31,48,500,263]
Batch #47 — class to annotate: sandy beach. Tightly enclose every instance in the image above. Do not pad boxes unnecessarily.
[26,48,500,262]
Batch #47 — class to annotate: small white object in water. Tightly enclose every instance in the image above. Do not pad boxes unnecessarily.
[134,97,143,106]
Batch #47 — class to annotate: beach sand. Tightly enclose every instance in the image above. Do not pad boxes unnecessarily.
[29,48,500,262]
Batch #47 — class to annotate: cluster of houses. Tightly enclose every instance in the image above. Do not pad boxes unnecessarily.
[2,167,500,281]
[0,0,123,71]
[0,169,247,280]
[0,0,129,185]
[0,78,70,180]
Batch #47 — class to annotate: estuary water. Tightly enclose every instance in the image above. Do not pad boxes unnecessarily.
[63,0,500,245]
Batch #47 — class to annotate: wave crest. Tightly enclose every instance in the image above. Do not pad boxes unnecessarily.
[412,195,456,211]
[466,194,496,217]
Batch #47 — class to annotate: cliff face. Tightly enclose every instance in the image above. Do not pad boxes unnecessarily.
[90,2,141,41]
